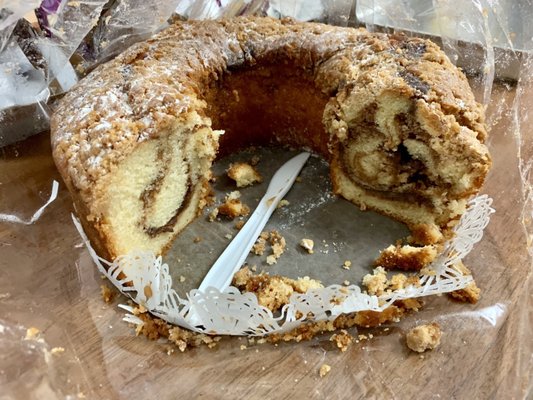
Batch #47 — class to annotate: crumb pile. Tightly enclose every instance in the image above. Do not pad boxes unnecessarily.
[251,230,287,265]
[232,266,322,312]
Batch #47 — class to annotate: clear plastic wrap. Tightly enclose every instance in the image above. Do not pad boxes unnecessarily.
[0,1,532,398]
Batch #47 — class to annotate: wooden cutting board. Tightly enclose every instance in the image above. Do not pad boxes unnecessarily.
[0,82,531,399]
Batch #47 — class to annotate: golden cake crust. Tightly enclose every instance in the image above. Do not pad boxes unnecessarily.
[51,16,490,260]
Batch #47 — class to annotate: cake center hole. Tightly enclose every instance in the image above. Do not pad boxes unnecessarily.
[203,64,331,158]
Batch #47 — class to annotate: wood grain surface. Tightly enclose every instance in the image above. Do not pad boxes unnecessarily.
[0,82,531,399]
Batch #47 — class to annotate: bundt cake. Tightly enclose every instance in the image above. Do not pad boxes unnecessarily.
[51,16,491,265]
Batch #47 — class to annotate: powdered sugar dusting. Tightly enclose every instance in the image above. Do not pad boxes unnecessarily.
[51,17,484,204]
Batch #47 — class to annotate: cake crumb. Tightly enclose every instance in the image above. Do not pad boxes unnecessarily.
[25,327,40,341]
[193,236,202,243]
[179,276,186,283]
[448,261,481,303]
[277,199,290,209]
[227,190,241,200]
[363,267,421,295]
[100,284,116,303]
[250,155,260,166]
[225,233,233,240]
[234,220,245,230]
[343,280,350,286]
[288,276,322,293]
[240,344,247,350]
[375,244,438,271]
[299,238,314,254]
[232,267,323,312]
[218,198,250,219]
[134,308,222,351]
[387,273,408,291]
[406,323,442,353]
[252,240,266,255]
[208,208,219,222]
[266,255,277,265]
[362,267,388,296]
[252,231,269,255]
[449,282,481,304]
[330,330,353,352]
[227,162,263,188]
[50,347,65,355]
[343,260,352,270]
[319,364,331,377]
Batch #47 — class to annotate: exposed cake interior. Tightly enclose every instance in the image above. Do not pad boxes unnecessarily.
[205,63,488,244]
[94,61,487,259]
[51,17,491,265]
[91,113,221,258]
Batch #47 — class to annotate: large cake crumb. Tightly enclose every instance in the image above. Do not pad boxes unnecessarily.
[375,244,438,271]
[50,347,65,355]
[299,238,314,254]
[24,327,40,341]
[362,267,420,296]
[252,231,268,255]
[252,230,286,264]
[208,208,219,222]
[227,162,263,187]
[330,330,354,352]
[449,283,481,304]
[217,192,250,219]
[270,230,286,255]
[319,364,331,377]
[406,323,442,353]
[277,199,290,209]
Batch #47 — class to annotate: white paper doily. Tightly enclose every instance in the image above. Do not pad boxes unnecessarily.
[73,195,494,336]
